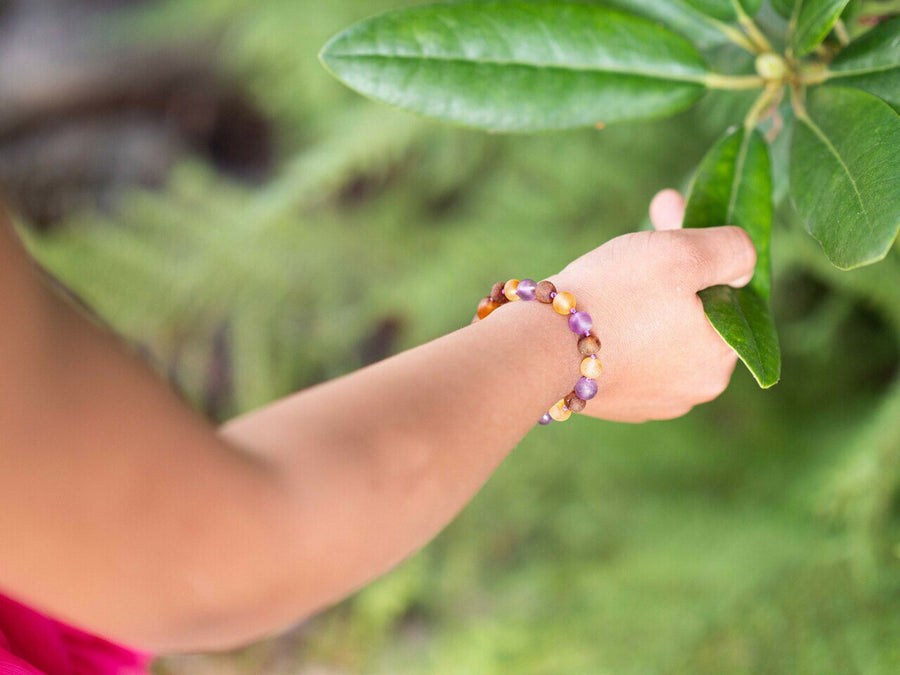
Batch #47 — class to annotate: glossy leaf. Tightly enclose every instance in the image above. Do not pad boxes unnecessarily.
[684,126,781,388]
[682,0,762,22]
[599,0,731,48]
[826,16,900,110]
[791,86,900,269]
[320,1,709,132]
[791,0,853,55]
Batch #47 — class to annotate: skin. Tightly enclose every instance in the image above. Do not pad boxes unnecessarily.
[0,191,754,654]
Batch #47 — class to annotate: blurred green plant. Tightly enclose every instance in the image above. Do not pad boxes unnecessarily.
[14,1,900,673]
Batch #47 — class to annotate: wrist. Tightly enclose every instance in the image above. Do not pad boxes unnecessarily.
[473,277,605,423]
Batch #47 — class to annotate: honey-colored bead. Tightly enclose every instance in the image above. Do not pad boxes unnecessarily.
[503,279,520,302]
[549,399,572,422]
[578,334,601,355]
[535,280,557,303]
[490,281,506,304]
[564,393,587,413]
[552,291,576,315]
[476,298,501,320]
[581,356,603,379]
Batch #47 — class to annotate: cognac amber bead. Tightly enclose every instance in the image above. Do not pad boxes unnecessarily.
[549,399,572,422]
[552,291,576,315]
[535,280,556,303]
[503,279,520,301]
[581,356,603,379]
[476,298,501,319]
[564,393,587,413]
[490,281,506,304]
[578,335,601,355]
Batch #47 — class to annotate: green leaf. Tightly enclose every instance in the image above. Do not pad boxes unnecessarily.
[682,0,763,22]
[697,284,781,387]
[684,126,781,388]
[791,0,853,55]
[790,86,900,269]
[770,0,796,18]
[598,0,732,49]
[826,16,900,110]
[320,1,709,132]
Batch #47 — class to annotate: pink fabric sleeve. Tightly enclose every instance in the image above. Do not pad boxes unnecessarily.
[0,593,152,675]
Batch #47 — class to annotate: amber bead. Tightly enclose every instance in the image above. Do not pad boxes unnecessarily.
[552,291,576,315]
[564,393,587,413]
[535,280,557,304]
[578,334,601,356]
[503,279,520,301]
[581,356,603,379]
[549,399,572,422]
[476,298,501,320]
[490,281,506,304]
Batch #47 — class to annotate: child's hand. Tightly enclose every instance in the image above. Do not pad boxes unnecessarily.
[550,189,756,422]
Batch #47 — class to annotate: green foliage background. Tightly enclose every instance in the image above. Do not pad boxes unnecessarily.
[17,1,900,672]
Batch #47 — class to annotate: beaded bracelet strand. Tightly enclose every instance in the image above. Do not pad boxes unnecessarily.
[475,279,601,424]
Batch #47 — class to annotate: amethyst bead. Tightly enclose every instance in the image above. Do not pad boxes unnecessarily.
[538,412,553,425]
[574,377,598,401]
[568,311,593,335]
[516,278,537,301]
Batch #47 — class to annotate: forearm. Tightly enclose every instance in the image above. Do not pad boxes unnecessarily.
[214,297,576,644]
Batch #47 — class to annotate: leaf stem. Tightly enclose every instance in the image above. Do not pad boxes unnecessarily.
[788,80,808,121]
[744,82,783,129]
[798,65,830,86]
[733,1,776,53]
[704,73,767,90]
[710,18,762,53]
[859,0,900,17]
[834,19,851,46]
[785,0,804,60]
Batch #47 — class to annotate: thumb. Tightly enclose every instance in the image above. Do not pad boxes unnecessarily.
[669,227,757,291]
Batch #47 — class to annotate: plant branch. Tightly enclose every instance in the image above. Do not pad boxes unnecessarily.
[704,73,767,90]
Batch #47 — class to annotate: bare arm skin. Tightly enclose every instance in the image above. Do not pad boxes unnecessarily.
[0,195,754,654]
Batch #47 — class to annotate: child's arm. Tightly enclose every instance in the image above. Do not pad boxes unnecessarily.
[0,201,754,654]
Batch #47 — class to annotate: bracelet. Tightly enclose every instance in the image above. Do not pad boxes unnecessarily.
[475,279,601,424]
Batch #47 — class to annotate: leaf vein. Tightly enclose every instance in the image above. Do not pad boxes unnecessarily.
[800,113,869,224]
[326,52,708,84]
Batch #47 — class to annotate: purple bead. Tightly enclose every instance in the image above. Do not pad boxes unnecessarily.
[516,278,537,301]
[538,413,553,425]
[574,377,598,401]
[568,311,593,335]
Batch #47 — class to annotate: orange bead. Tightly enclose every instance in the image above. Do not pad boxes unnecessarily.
[552,291,576,315]
[549,399,572,422]
[503,279,520,301]
[581,356,603,379]
[476,298,501,320]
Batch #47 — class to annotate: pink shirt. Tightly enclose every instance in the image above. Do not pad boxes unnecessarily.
[0,594,151,675]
